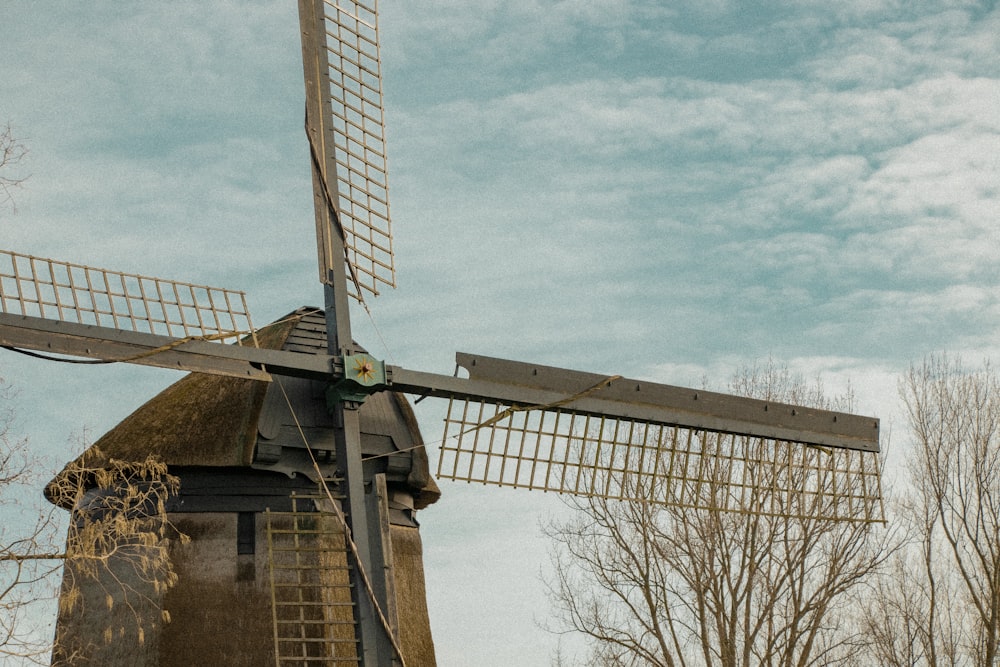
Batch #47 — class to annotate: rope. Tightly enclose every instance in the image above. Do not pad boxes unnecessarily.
[361,301,397,366]
[362,441,427,462]
[1,329,253,366]
[463,373,623,434]
[304,109,368,306]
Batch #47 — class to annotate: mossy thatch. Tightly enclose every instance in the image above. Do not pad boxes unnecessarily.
[45,317,296,507]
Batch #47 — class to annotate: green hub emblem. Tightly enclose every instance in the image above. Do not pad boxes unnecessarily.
[327,353,387,406]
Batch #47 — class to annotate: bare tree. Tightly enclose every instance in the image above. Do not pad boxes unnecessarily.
[861,356,1000,667]
[0,380,184,664]
[546,362,892,667]
[0,381,61,663]
[47,447,187,664]
[0,123,28,213]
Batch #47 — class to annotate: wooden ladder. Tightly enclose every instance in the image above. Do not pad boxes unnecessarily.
[266,491,360,665]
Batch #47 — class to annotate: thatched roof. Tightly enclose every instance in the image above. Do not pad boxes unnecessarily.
[47,308,440,508]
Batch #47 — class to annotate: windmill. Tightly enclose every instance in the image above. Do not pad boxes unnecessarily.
[0,1,884,665]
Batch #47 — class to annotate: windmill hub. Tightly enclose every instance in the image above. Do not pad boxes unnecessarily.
[328,353,389,406]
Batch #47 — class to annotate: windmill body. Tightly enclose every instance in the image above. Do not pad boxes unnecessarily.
[47,309,438,665]
[0,1,884,665]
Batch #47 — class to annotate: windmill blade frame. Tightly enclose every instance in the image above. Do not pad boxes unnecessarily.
[0,248,255,344]
[403,354,884,524]
[300,0,395,301]
[437,401,884,523]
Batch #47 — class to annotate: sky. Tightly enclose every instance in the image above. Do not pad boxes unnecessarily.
[1,0,999,664]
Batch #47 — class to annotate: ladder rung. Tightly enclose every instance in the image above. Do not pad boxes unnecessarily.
[276,658,359,663]
[278,618,355,628]
[275,620,356,626]
[270,567,353,574]
[276,657,359,662]
[276,636,359,644]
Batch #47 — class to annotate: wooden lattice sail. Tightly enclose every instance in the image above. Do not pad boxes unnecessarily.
[440,402,882,522]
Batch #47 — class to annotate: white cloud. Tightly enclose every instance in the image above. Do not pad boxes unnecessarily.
[849,127,1000,220]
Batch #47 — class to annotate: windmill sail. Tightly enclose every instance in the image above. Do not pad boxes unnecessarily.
[0,249,254,343]
[393,353,884,523]
[300,0,395,300]
[438,402,883,522]
[0,249,336,380]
